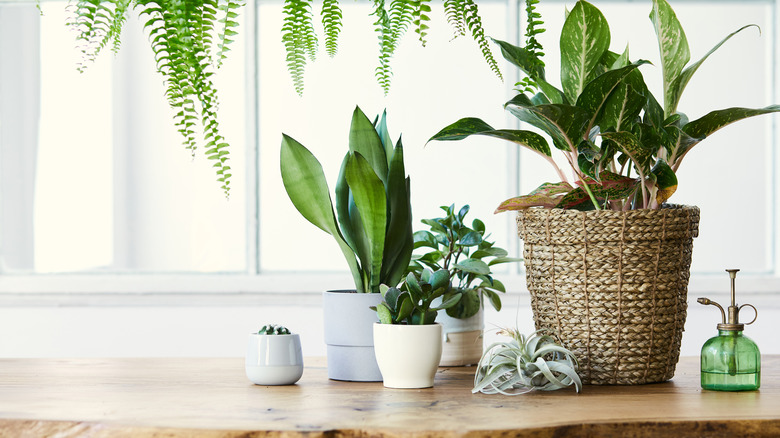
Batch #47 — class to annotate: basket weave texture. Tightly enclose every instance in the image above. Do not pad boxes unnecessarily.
[517,205,700,385]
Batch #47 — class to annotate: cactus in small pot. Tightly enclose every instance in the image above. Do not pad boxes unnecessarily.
[258,324,291,335]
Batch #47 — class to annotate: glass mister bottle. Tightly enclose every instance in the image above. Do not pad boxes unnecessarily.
[697,269,760,391]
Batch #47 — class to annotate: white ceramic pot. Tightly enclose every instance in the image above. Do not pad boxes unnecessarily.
[439,308,484,367]
[245,333,304,385]
[373,323,442,389]
[323,290,383,382]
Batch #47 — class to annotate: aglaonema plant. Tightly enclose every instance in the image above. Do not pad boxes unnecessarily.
[372,269,461,325]
[281,106,413,294]
[429,0,780,211]
[409,204,520,319]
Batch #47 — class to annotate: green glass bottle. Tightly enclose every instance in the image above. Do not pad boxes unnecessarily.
[698,269,760,391]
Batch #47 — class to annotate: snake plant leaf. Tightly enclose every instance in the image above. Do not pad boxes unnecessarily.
[345,152,387,293]
[649,0,690,117]
[559,0,610,102]
[666,25,759,116]
[453,259,490,276]
[381,141,413,288]
[427,117,552,158]
[335,155,370,279]
[280,134,363,292]
[504,95,591,152]
[576,61,650,133]
[682,105,780,142]
[375,110,395,169]
[651,159,677,204]
[349,107,388,185]
[376,302,393,324]
[492,38,568,104]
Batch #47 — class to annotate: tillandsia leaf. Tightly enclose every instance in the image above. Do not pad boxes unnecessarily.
[280,135,363,292]
[651,159,677,205]
[574,171,640,200]
[428,117,551,157]
[559,0,610,102]
[345,152,388,294]
[504,95,590,152]
[649,0,690,117]
[666,25,759,117]
[576,61,650,134]
[493,38,567,104]
[495,181,573,211]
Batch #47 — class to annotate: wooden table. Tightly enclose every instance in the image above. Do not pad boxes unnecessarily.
[0,356,778,437]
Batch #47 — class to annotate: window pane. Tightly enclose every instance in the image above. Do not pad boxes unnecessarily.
[258,1,518,273]
[1,4,248,274]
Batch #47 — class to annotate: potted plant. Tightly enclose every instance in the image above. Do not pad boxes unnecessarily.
[410,204,519,366]
[429,0,780,384]
[281,106,413,381]
[371,270,461,388]
[245,324,304,386]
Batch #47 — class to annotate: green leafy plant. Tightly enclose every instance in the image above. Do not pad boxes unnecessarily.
[372,269,461,325]
[281,0,502,95]
[473,328,582,395]
[280,106,413,294]
[67,0,244,196]
[409,204,519,320]
[429,0,780,211]
[258,324,291,335]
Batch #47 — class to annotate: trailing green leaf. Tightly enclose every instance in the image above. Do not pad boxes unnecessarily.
[321,0,343,57]
[282,0,318,96]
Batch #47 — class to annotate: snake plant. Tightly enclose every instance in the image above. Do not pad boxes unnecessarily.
[282,0,502,95]
[473,328,582,395]
[280,106,413,294]
[67,0,244,196]
[430,0,780,211]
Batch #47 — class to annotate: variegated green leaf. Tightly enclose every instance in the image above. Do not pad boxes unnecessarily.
[505,95,590,151]
[666,25,758,117]
[649,0,690,117]
[682,105,780,141]
[492,38,568,104]
[651,159,677,204]
[577,61,650,133]
[601,131,654,172]
[560,0,610,102]
[574,171,639,200]
[555,187,596,210]
[428,117,551,157]
[495,182,573,212]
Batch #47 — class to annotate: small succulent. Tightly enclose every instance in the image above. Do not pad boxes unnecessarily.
[410,204,520,319]
[372,269,461,325]
[258,325,291,335]
[473,328,582,395]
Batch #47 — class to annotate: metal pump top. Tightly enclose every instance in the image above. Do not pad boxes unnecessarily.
[697,269,758,331]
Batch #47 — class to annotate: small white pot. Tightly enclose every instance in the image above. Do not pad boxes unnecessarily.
[373,323,442,389]
[245,333,304,385]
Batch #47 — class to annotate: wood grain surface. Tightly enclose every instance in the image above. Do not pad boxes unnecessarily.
[0,356,778,437]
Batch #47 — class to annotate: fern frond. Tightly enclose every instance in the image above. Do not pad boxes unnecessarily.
[463,0,502,81]
[412,0,431,47]
[372,0,415,94]
[68,0,131,72]
[216,0,245,67]
[517,0,546,93]
[443,0,466,40]
[321,0,342,57]
[282,0,318,95]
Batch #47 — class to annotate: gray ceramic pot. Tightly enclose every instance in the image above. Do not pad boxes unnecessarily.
[322,290,383,381]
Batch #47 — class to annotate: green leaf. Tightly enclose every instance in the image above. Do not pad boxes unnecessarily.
[434,293,463,312]
[428,117,551,157]
[560,0,610,102]
[666,25,758,116]
[495,181,573,212]
[651,159,677,204]
[575,170,639,200]
[504,95,591,152]
[576,61,650,133]
[429,269,451,291]
[453,258,490,276]
[600,131,654,173]
[280,135,364,292]
[413,230,438,249]
[381,140,413,288]
[458,231,483,247]
[472,247,508,259]
[345,152,387,293]
[376,302,393,324]
[349,106,388,185]
[335,154,370,283]
[682,105,780,141]
[396,294,414,323]
[492,38,567,104]
[649,0,690,117]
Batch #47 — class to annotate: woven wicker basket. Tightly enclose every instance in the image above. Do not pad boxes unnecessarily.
[517,205,700,385]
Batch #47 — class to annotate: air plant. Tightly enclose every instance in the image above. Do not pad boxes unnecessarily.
[473,328,582,395]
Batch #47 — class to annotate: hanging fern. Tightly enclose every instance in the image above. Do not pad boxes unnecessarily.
[412,0,432,46]
[321,0,343,57]
[515,0,545,94]
[70,0,243,196]
[462,0,502,82]
[282,0,318,95]
[443,0,466,39]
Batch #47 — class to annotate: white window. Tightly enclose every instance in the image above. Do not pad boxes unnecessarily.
[1,0,779,297]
